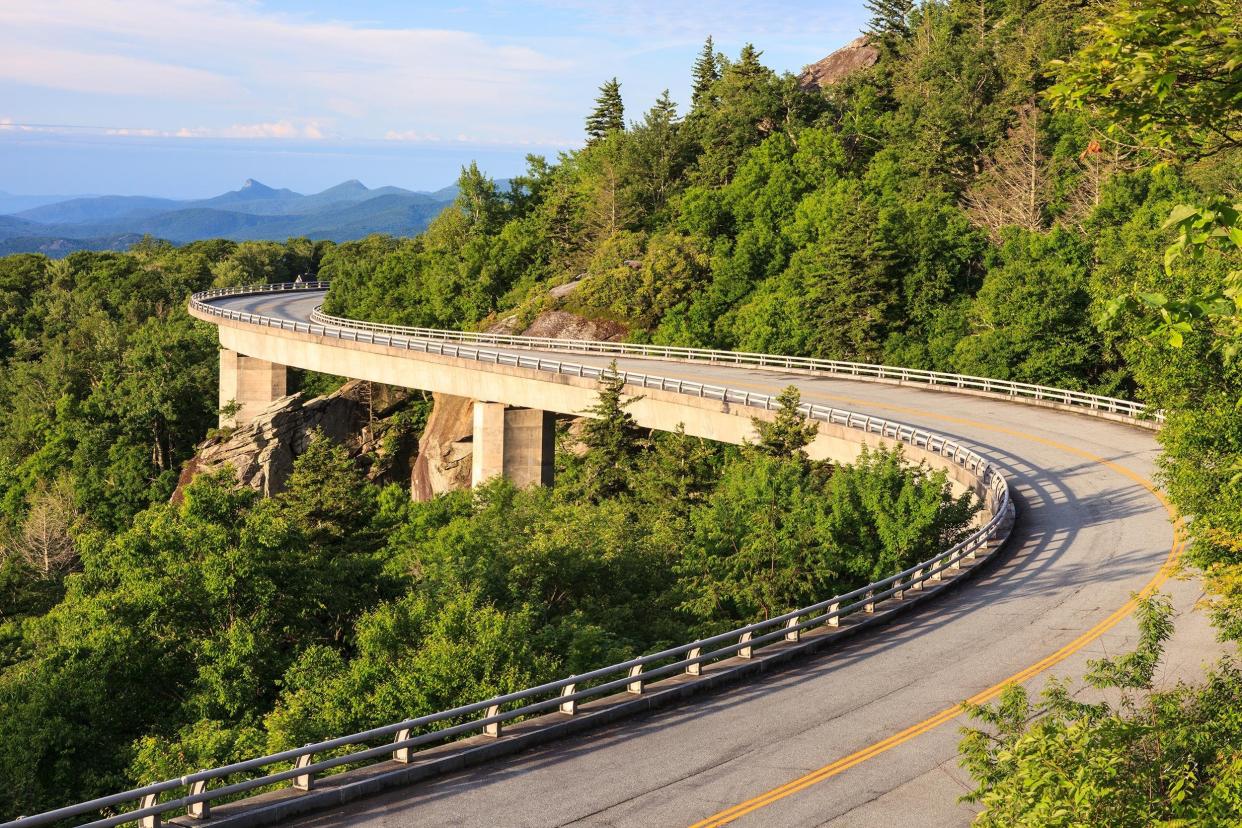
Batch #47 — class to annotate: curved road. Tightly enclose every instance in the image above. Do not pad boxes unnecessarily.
[204,290,1220,827]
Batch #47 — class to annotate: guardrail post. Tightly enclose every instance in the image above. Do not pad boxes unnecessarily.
[139,793,160,828]
[738,631,754,658]
[686,647,702,676]
[894,582,904,601]
[559,683,577,715]
[951,554,962,571]
[392,727,413,763]
[484,704,502,737]
[911,569,924,590]
[828,602,840,627]
[784,617,801,642]
[627,665,644,694]
[931,565,943,582]
[292,752,314,791]
[186,780,210,820]
[864,591,875,613]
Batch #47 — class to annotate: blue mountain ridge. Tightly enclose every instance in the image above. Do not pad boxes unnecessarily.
[0,178,491,255]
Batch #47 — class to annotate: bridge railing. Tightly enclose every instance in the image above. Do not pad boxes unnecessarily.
[9,478,1005,828]
[310,305,1154,423]
[7,286,1016,827]
[190,281,1157,422]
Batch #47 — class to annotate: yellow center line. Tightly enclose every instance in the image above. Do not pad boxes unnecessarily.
[680,378,1183,828]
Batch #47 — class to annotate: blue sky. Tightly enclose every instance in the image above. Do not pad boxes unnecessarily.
[0,1,868,197]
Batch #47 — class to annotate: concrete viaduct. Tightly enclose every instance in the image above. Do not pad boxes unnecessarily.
[177,284,1215,827]
[6,282,1216,828]
[206,288,982,494]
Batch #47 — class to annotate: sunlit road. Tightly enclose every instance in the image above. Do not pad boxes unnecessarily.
[204,290,1222,827]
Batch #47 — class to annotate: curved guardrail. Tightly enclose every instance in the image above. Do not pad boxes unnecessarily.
[5,283,1019,827]
[306,294,1157,424]
[191,281,1157,423]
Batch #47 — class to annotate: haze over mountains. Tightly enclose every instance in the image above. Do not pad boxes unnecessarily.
[0,179,468,256]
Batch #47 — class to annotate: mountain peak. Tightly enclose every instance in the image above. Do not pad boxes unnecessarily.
[799,35,880,91]
[241,178,273,192]
[319,179,370,195]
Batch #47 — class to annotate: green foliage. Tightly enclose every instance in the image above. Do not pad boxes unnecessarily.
[677,445,977,627]
[586,78,625,143]
[751,386,818,460]
[960,595,1242,827]
[575,363,647,502]
[1047,0,1242,161]
[954,228,1101,388]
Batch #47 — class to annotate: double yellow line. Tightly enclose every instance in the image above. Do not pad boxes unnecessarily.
[686,393,1184,827]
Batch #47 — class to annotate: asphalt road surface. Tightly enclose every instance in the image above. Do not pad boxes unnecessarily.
[204,290,1223,827]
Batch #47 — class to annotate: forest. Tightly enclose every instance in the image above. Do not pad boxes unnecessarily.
[0,0,1240,822]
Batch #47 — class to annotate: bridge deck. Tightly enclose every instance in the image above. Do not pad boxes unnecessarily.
[199,290,1219,828]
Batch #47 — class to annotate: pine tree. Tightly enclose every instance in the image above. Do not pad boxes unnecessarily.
[579,361,646,500]
[752,386,819,459]
[690,36,721,110]
[864,0,914,44]
[638,424,715,510]
[647,89,679,127]
[585,78,625,143]
[628,89,690,219]
[734,43,765,79]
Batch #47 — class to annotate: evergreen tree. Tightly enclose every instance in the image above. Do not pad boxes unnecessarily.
[752,386,819,459]
[690,36,721,110]
[585,78,625,143]
[864,0,914,45]
[579,361,646,500]
[637,424,716,511]
[625,91,691,223]
[647,89,679,127]
[454,161,503,235]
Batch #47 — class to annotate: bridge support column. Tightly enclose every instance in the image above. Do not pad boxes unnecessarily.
[471,402,555,489]
[219,348,287,428]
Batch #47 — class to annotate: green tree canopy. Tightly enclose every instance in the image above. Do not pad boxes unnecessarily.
[586,77,625,142]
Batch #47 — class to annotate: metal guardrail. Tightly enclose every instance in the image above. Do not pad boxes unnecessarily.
[192,281,1157,422]
[305,292,1156,424]
[5,282,1014,827]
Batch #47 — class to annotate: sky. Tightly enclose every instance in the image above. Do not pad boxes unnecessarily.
[0,1,868,198]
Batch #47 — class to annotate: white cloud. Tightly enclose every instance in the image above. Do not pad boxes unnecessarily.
[0,0,576,143]
[0,45,238,99]
[176,120,329,140]
[534,0,857,45]
[385,130,442,143]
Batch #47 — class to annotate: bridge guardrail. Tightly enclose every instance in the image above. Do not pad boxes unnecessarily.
[4,282,1014,827]
[302,295,1155,424]
[192,281,1158,423]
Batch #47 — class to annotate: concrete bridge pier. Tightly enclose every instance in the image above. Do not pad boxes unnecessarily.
[219,348,287,428]
[472,402,555,489]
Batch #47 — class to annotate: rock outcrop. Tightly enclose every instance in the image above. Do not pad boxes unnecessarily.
[410,393,475,501]
[409,308,626,500]
[172,380,417,502]
[798,36,880,90]
[180,307,628,505]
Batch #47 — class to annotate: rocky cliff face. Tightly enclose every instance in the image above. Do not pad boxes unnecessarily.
[179,308,625,505]
[409,393,475,501]
[798,36,880,90]
[172,380,417,502]
[408,308,627,501]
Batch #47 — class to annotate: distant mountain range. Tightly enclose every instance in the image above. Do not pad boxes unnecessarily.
[0,179,475,256]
